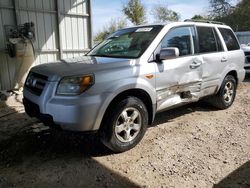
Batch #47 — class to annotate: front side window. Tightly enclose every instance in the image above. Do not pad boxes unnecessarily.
[219,28,240,51]
[161,26,195,56]
[197,26,217,53]
[88,26,163,58]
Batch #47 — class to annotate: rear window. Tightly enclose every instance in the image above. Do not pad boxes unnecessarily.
[219,28,240,51]
[197,27,217,53]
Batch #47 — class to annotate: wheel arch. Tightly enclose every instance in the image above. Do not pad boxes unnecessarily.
[216,69,239,94]
[210,71,238,109]
[98,88,155,131]
[226,70,238,86]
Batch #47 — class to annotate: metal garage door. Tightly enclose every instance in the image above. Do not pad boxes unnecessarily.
[0,0,92,90]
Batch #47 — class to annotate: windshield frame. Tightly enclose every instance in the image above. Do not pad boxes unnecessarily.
[87,25,163,59]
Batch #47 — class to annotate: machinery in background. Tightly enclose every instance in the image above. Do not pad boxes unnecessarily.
[5,22,35,58]
[5,22,36,90]
[0,22,36,100]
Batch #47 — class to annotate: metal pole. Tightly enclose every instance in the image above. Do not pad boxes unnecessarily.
[87,0,93,49]
[56,0,63,59]
[12,0,20,25]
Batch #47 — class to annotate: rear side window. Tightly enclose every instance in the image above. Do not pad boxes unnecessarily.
[161,26,195,56]
[197,27,217,53]
[219,28,240,51]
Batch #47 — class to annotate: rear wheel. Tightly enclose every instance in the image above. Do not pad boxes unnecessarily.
[210,75,237,109]
[100,97,148,152]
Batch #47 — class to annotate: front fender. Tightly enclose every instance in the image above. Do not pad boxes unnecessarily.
[92,77,156,130]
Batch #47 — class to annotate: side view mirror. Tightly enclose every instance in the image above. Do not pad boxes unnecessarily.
[156,47,180,62]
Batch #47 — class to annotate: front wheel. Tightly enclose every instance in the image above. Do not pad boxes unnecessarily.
[99,97,148,152]
[210,75,237,109]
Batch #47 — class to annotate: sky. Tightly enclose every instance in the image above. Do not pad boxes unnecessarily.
[91,0,211,35]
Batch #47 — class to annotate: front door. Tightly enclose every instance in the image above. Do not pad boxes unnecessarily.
[154,26,202,112]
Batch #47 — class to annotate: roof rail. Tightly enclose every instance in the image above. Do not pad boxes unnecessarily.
[184,19,225,25]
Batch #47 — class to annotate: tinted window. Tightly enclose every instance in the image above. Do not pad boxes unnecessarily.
[197,27,217,53]
[219,28,240,51]
[162,27,195,56]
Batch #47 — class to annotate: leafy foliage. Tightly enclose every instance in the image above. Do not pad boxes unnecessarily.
[210,0,250,31]
[232,0,250,31]
[209,0,234,18]
[94,18,127,43]
[191,15,207,20]
[151,5,180,22]
[122,0,146,25]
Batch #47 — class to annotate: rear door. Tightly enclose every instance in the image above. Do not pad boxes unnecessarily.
[196,26,226,97]
[218,27,243,68]
[154,26,203,111]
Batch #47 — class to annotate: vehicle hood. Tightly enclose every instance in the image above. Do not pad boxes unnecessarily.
[241,46,250,52]
[31,56,135,81]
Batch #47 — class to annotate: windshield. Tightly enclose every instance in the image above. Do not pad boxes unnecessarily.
[88,25,163,58]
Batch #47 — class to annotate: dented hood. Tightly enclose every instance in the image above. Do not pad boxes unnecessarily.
[31,56,133,81]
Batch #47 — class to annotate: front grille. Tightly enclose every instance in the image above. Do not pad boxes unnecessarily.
[247,56,250,63]
[244,51,250,56]
[25,72,48,96]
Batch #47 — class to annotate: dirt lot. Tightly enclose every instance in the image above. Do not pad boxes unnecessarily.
[0,74,250,188]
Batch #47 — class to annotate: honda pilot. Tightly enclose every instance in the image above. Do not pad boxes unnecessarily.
[23,20,245,152]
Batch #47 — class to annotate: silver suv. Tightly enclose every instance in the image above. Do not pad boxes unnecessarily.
[241,43,250,70]
[23,21,245,152]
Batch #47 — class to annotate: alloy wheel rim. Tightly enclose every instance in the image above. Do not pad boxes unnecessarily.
[223,81,234,103]
[115,107,142,143]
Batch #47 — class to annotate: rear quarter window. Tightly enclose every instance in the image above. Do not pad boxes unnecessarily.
[219,28,240,51]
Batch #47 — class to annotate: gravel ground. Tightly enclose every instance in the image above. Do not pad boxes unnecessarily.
[0,73,249,188]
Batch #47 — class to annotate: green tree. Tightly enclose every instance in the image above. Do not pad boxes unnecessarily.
[209,0,234,18]
[94,18,127,43]
[211,0,250,31]
[122,0,146,25]
[230,0,250,31]
[191,15,206,20]
[152,5,180,22]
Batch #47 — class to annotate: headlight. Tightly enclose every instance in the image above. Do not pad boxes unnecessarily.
[56,74,94,95]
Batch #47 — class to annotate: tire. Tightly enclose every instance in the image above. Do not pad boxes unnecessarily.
[210,75,237,109]
[99,97,148,152]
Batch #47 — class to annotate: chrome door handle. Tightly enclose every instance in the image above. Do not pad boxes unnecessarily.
[221,57,227,62]
[190,62,201,69]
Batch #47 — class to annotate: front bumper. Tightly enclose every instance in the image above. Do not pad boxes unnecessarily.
[23,88,106,132]
[23,97,61,129]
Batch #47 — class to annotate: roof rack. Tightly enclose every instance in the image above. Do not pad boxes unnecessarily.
[184,19,225,25]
